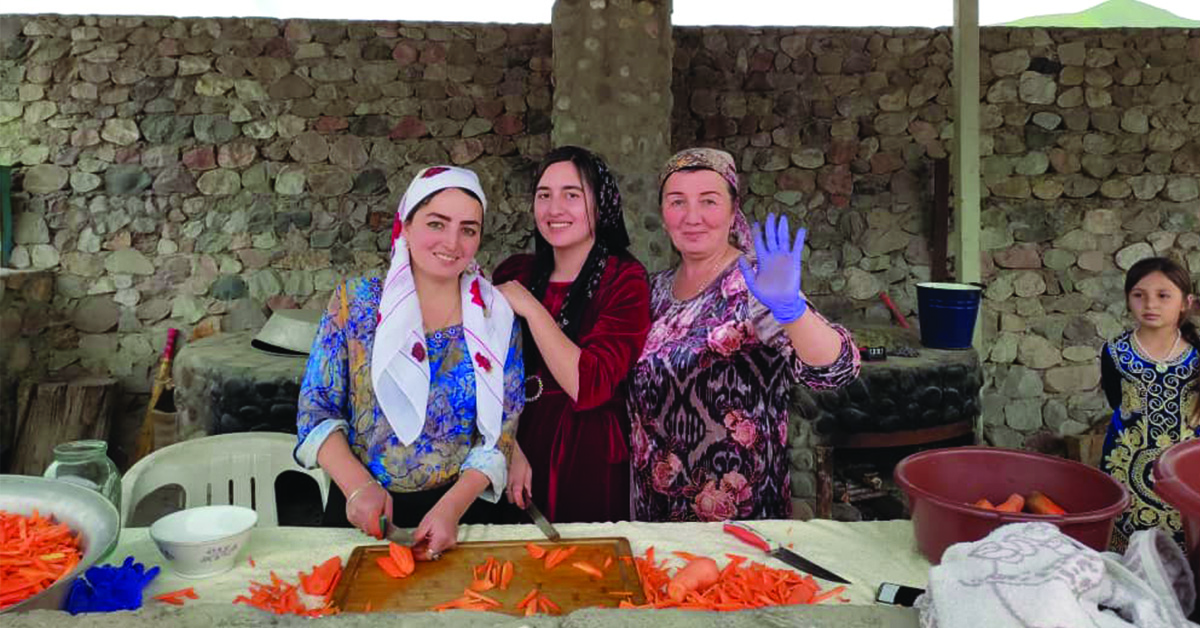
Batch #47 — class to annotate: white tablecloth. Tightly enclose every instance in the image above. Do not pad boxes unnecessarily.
[115,519,929,608]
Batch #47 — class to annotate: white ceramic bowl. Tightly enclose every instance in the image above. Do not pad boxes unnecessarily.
[149,505,257,578]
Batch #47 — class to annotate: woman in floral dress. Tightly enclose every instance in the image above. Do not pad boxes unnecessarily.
[296,166,523,560]
[628,148,860,522]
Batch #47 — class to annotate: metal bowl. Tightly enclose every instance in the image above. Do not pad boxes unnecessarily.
[0,475,120,613]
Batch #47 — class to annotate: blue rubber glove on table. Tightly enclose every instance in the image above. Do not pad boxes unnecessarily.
[65,556,160,614]
[738,213,809,324]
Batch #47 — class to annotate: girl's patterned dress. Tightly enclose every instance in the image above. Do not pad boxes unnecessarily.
[1100,329,1199,551]
[628,264,860,522]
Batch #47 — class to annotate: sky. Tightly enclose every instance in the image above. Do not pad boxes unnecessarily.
[5,0,1199,26]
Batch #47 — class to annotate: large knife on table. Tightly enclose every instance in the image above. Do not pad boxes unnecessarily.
[722,520,851,584]
[525,501,560,542]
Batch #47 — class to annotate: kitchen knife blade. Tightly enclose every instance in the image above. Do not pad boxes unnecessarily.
[379,515,414,545]
[525,501,560,542]
[722,521,851,585]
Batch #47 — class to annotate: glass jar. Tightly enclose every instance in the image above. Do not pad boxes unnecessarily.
[43,440,123,523]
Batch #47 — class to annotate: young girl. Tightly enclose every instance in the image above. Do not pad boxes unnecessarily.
[1100,256,1199,552]
[494,146,651,523]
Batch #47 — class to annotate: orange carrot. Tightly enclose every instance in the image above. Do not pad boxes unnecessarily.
[971,498,996,510]
[468,578,495,592]
[375,556,406,579]
[667,557,720,602]
[995,493,1025,512]
[1026,490,1067,515]
[248,556,256,568]
[571,560,604,580]
[388,543,415,577]
[603,556,614,571]
[539,594,561,614]
[462,588,502,607]
[544,546,577,570]
[526,543,546,559]
[0,510,84,611]
[516,588,540,610]
[500,561,514,590]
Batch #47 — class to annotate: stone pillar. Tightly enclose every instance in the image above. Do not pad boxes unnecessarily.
[551,0,674,270]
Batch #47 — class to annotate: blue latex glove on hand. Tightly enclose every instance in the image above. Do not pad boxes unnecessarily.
[737,213,808,324]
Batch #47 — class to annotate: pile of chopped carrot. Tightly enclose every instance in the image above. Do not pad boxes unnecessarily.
[469,556,513,591]
[0,510,83,610]
[299,556,343,596]
[154,587,198,606]
[620,548,848,611]
[233,560,341,616]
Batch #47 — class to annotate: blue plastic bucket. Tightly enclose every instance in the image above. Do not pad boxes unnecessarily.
[916,282,982,349]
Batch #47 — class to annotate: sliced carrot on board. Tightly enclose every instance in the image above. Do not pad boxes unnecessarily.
[603,556,614,571]
[539,594,561,614]
[525,543,546,559]
[571,560,604,580]
[516,588,539,610]
[375,556,406,579]
[499,561,514,590]
[388,543,415,577]
[544,546,577,570]
[469,578,495,592]
[462,588,502,608]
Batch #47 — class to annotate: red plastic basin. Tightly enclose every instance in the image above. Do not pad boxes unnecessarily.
[894,446,1130,564]
[1152,438,1200,597]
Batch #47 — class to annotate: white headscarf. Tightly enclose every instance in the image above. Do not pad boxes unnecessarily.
[371,166,515,450]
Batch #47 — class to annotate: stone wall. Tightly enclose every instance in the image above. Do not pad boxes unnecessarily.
[973,28,1200,449]
[668,25,1200,460]
[3,14,1200,480]
[671,27,949,324]
[0,15,553,396]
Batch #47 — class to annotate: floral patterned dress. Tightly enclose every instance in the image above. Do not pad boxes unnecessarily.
[295,278,524,503]
[628,264,860,522]
[1099,329,1199,551]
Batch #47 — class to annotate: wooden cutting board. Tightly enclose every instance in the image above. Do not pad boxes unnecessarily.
[330,537,646,614]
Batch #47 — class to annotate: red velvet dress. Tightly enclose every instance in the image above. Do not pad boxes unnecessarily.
[494,254,651,523]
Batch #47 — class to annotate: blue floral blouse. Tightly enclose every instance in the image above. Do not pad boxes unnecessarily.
[294,278,524,502]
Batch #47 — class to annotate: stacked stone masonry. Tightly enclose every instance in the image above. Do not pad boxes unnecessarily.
[2,15,1200,502]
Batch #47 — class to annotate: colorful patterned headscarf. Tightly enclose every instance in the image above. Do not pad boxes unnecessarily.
[527,146,631,341]
[372,166,514,450]
[657,147,754,253]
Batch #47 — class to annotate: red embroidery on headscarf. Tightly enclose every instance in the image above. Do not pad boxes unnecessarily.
[474,352,491,372]
[391,216,403,244]
[469,278,485,309]
[421,166,449,178]
[411,342,426,362]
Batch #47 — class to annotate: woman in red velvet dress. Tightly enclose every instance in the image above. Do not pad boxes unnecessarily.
[494,146,651,523]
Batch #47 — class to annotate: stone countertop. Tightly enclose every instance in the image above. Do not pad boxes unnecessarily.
[5,520,927,626]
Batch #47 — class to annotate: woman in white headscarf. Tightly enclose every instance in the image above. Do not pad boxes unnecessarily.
[295,166,523,560]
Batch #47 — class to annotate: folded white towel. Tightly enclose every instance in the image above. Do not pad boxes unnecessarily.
[915,522,1196,628]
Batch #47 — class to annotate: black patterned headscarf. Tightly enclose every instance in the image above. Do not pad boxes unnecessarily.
[527,146,631,341]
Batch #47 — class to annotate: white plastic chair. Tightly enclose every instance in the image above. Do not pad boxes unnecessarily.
[121,432,330,527]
